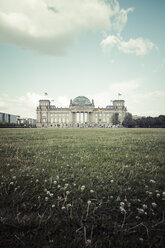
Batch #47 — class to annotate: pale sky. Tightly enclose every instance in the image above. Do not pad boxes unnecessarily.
[0,0,165,118]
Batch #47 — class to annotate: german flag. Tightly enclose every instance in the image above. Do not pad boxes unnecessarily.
[98,107,104,114]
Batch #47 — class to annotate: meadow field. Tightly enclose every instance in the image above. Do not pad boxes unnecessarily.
[0,128,165,248]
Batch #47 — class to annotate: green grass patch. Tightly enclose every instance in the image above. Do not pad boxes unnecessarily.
[0,128,165,247]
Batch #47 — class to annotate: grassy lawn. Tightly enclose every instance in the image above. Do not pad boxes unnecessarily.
[0,128,165,247]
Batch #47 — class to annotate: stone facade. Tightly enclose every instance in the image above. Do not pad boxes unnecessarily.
[36,96,127,128]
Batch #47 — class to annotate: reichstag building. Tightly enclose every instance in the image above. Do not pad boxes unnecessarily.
[36,96,127,128]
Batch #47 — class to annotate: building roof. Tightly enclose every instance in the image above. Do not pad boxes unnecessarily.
[72,96,91,105]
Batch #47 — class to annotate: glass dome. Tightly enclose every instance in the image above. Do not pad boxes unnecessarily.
[72,96,91,105]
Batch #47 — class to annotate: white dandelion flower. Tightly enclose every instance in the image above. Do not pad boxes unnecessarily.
[152,202,157,208]
[81,185,85,192]
[120,202,125,207]
[142,204,147,210]
[137,208,145,214]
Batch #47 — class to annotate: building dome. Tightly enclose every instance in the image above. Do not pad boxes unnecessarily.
[72,96,91,105]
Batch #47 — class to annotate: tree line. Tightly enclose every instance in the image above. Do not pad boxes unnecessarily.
[122,113,165,128]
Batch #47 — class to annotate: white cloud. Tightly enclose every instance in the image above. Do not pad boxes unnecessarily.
[109,0,134,33]
[0,92,42,118]
[101,35,156,55]
[0,92,71,118]
[88,80,165,116]
[87,79,140,107]
[0,0,134,55]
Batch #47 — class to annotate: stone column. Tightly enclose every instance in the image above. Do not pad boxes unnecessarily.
[83,112,85,123]
[87,112,90,123]
[79,112,81,123]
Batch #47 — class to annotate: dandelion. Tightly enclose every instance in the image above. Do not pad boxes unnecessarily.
[156,193,160,198]
[65,183,69,188]
[120,206,126,214]
[87,200,91,205]
[120,202,125,207]
[66,191,70,195]
[81,185,85,192]
[150,179,156,183]
[137,208,145,214]
[142,204,147,210]
[44,179,47,183]
[86,239,91,245]
[36,179,39,183]
[56,175,59,180]
[139,238,144,242]
[57,185,61,189]
[61,206,65,210]
[110,180,114,183]
[67,204,72,208]
[152,202,157,208]
[53,181,57,184]
[10,182,14,185]
[136,216,140,220]
[90,190,94,193]
[50,193,54,197]
[45,197,49,201]
[162,192,165,196]
[12,176,16,180]
[52,204,55,208]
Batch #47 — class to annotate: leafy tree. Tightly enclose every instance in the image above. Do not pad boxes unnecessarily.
[122,113,135,127]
